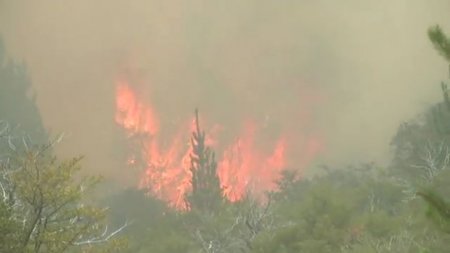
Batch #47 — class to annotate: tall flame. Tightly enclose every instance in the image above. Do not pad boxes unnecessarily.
[218,122,286,202]
[115,79,322,209]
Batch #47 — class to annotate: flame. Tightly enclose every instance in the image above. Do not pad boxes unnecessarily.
[115,81,159,135]
[115,80,192,209]
[218,121,286,202]
[115,78,322,209]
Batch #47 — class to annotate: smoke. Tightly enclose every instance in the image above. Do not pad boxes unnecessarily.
[1,1,450,185]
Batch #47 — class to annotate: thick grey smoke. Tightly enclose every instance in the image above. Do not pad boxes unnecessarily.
[1,1,450,184]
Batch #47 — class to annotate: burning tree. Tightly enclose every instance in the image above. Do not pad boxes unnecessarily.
[186,109,224,212]
[114,79,316,209]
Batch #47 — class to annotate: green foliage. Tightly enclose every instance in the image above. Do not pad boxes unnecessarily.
[0,140,127,252]
[0,201,21,252]
[6,22,450,253]
[252,167,405,253]
[428,25,450,63]
[389,27,450,181]
[0,40,129,250]
[405,25,450,249]
[417,190,450,233]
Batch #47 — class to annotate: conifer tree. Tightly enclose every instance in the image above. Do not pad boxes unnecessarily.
[412,24,450,234]
[186,109,223,213]
[390,25,450,181]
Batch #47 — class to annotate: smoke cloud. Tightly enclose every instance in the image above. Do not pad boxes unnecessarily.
[1,1,450,185]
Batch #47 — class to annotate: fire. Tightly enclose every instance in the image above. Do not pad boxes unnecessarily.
[115,80,192,209]
[115,79,322,209]
[218,122,286,202]
[115,81,159,136]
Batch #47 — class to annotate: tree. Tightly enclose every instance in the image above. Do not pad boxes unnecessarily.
[0,38,48,143]
[186,109,223,213]
[417,24,450,228]
[385,24,450,251]
[178,110,277,253]
[0,134,128,252]
[389,25,450,184]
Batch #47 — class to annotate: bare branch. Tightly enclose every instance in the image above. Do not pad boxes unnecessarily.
[409,140,450,183]
[73,220,131,245]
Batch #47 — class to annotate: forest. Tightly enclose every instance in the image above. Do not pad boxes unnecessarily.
[1,13,450,253]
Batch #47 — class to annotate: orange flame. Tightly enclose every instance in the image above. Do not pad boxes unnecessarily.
[115,81,159,136]
[115,79,322,209]
[218,121,286,202]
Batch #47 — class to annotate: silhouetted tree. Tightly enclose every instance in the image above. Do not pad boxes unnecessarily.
[0,38,47,143]
[186,109,223,213]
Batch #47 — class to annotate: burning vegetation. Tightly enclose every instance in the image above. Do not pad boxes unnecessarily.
[115,78,322,209]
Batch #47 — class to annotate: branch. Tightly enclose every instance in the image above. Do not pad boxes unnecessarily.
[0,180,7,202]
[73,220,131,245]
[428,25,450,63]
[409,141,450,183]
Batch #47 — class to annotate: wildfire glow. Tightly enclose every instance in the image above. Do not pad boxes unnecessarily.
[115,79,323,209]
[218,122,286,202]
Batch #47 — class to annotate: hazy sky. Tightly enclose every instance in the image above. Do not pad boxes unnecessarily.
[1,1,450,184]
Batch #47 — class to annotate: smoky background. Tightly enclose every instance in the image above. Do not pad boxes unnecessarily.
[1,0,449,188]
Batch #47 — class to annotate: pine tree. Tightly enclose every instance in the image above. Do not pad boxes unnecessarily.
[389,25,450,181]
[428,25,450,64]
[417,190,450,233]
[186,109,223,213]
[411,24,450,236]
